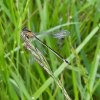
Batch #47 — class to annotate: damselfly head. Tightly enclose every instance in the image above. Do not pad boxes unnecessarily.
[21,27,34,39]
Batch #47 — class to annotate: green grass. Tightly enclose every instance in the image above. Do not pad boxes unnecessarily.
[0,0,100,100]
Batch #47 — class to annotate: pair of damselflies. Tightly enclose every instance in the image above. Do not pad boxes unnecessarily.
[20,28,71,100]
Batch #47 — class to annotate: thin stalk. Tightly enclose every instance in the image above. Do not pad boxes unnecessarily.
[20,31,71,100]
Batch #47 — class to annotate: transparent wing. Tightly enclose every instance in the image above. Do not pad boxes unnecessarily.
[53,30,70,39]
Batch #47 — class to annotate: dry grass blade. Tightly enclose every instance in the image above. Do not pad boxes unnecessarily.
[20,31,71,100]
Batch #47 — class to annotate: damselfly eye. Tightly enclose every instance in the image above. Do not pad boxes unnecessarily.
[25,33,29,39]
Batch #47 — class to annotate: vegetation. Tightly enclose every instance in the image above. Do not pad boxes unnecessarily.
[0,0,100,100]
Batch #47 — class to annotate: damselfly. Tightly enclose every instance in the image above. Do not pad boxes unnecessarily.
[21,28,70,65]
[20,28,71,100]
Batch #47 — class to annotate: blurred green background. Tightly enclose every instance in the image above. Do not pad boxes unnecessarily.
[0,0,100,100]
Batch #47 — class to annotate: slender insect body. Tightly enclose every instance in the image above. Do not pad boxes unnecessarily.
[21,28,70,65]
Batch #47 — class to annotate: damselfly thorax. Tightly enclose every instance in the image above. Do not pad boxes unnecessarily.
[21,28,34,39]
